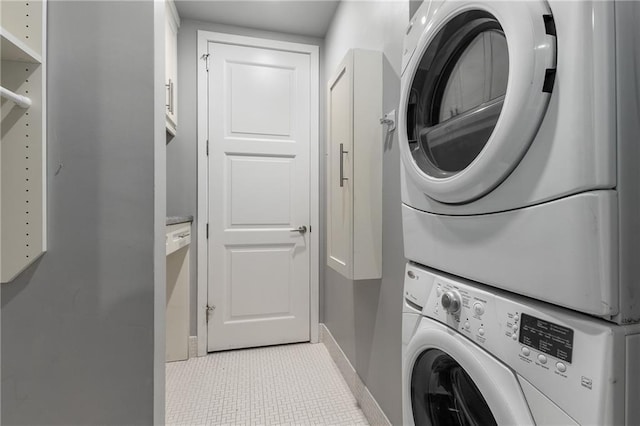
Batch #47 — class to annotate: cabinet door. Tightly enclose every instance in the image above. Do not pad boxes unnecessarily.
[326,54,353,278]
[165,2,178,133]
[170,19,178,125]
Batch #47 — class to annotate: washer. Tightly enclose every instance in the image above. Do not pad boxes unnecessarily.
[399,0,640,323]
[402,263,640,425]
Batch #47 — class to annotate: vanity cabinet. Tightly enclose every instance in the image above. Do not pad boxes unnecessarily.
[326,49,383,280]
[165,0,180,135]
[1,0,47,283]
[166,221,191,362]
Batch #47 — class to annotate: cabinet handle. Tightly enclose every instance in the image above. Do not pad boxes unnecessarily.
[165,80,171,111]
[166,79,175,114]
[170,80,174,114]
[170,80,175,114]
[339,143,348,187]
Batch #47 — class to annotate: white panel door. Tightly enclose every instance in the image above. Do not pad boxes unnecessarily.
[207,41,311,351]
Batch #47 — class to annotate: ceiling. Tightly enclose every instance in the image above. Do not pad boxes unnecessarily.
[174,1,341,38]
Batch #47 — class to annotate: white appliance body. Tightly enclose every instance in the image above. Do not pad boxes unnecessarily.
[399,0,640,323]
[402,263,640,426]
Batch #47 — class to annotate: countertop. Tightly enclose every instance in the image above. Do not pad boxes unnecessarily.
[166,215,193,226]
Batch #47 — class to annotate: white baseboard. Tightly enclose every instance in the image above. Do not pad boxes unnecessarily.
[319,324,391,426]
[189,336,198,359]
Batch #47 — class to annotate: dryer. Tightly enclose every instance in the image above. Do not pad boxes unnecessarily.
[402,263,640,425]
[399,0,640,323]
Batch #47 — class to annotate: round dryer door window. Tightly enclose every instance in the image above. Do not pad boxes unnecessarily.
[411,349,497,426]
[400,1,556,204]
[408,11,508,176]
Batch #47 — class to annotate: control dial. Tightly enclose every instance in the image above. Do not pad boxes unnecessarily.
[441,290,461,315]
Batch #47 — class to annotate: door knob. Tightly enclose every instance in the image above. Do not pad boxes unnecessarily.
[290,226,307,234]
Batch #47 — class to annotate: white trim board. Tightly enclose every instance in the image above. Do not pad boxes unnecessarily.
[196,30,320,356]
[319,324,392,426]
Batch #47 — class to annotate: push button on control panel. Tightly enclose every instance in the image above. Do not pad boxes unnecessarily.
[473,302,485,316]
[538,354,547,364]
[478,328,485,336]
[556,362,567,373]
[521,347,530,356]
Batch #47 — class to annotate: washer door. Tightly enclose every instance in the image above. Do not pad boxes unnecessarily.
[411,349,497,425]
[399,1,556,204]
[403,320,535,425]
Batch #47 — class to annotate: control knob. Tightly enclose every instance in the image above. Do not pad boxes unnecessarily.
[441,290,461,315]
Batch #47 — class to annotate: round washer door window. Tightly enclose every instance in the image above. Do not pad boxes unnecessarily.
[411,349,497,426]
[399,2,556,204]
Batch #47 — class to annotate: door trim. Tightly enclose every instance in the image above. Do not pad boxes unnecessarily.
[196,30,320,356]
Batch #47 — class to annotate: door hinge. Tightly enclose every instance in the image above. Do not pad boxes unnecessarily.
[206,223,209,239]
[201,53,210,72]
[206,140,209,156]
[206,304,215,323]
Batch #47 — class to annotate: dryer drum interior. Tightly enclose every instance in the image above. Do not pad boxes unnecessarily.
[411,349,497,426]
[407,11,509,178]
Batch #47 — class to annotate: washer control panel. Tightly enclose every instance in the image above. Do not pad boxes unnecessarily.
[425,278,492,347]
[519,313,574,363]
[415,266,576,380]
[404,263,625,426]
[509,310,574,376]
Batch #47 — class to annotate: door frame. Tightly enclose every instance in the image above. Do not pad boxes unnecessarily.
[196,30,320,356]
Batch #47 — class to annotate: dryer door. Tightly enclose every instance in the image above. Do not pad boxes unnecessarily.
[399,1,556,204]
[403,319,535,425]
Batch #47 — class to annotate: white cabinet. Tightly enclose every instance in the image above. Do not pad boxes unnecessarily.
[1,0,47,283]
[165,0,180,135]
[166,222,191,362]
[326,49,383,280]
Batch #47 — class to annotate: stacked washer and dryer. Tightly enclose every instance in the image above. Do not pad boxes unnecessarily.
[399,1,640,424]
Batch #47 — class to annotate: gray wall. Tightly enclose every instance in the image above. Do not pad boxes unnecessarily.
[1,2,163,424]
[167,19,323,335]
[322,2,408,425]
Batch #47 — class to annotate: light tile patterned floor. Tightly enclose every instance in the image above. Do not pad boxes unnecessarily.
[166,343,370,426]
